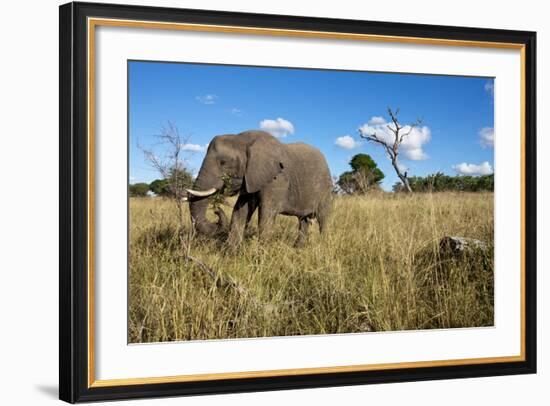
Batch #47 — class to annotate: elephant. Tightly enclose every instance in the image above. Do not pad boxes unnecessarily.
[186,130,332,248]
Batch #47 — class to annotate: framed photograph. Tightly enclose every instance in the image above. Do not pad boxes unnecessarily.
[59,1,536,403]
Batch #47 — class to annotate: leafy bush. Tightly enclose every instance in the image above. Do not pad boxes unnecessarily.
[129,182,150,197]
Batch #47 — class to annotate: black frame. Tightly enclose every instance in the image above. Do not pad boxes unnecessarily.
[59,1,537,403]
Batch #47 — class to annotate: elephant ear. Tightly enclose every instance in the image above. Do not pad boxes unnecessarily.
[245,136,286,194]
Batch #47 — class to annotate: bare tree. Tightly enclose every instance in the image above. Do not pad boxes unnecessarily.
[359,108,421,193]
[139,122,196,231]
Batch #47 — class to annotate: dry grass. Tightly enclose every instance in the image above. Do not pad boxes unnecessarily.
[128,192,494,343]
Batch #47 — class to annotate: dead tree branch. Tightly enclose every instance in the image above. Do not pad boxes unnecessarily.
[359,107,422,193]
[139,122,197,231]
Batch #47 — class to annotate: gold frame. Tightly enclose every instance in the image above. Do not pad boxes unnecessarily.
[87,17,526,388]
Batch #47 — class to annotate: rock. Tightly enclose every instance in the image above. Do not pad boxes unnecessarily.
[439,236,488,256]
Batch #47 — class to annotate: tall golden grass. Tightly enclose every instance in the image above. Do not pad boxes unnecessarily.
[129,192,493,343]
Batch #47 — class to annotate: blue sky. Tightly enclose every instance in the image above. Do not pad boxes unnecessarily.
[129,61,494,191]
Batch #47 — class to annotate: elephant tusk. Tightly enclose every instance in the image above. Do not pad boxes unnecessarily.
[185,187,217,197]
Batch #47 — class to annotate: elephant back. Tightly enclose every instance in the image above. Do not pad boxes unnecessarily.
[285,143,332,206]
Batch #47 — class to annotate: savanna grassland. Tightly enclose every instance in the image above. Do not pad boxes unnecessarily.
[128,192,494,343]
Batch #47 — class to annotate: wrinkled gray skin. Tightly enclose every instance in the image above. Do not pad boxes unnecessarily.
[189,130,332,248]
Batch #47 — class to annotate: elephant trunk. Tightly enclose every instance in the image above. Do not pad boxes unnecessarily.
[188,163,225,236]
[189,196,220,235]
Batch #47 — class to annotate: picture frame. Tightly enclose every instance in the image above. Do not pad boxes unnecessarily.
[59,1,537,403]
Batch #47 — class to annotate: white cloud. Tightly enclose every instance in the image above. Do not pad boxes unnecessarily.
[180,143,207,152]
[484,81,494,95]
[479,127,494,148]
[358,116,431,160]
[259,117,295,138]
[335,135,361,149]
[196,94,218,105]
[231,108,243,116]
[368,116,386,125]
[405,148,428,160]
[452,161,493,176]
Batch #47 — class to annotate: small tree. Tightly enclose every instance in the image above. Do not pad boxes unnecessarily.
[129,182,150,197]
[139,122,197,231]
[337,153,384,194]
[359,108,421,193]
[350,154,385,193]
[149,178,170,196]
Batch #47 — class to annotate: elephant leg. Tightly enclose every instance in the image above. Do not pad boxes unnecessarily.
[244,193,259,232]
[227,194,253,249]
[257,179,286,241]
[258,203,278,240]
[316,197,332,234]
[294,217,310,248]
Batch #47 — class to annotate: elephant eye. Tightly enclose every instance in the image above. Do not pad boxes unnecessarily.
[219,159,226,166]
